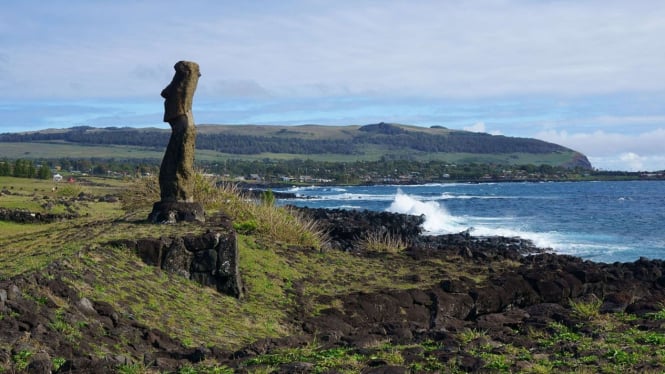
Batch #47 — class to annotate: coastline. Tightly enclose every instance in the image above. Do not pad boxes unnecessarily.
[237,174,665,191]
[2,180,665,372]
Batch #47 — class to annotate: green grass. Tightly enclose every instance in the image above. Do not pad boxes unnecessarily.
[570,296,603,320]
[0,141,580,165]
[0,141,165,160]
[4,175,665,373]
[0,175,489,354]
[66,241,291,348]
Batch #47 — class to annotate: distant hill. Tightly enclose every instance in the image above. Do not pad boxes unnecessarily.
[0,123,592,168]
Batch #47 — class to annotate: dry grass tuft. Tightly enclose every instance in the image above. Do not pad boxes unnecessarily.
[119,176,327,249]
[215,182,327,249]
[358,231,407,253]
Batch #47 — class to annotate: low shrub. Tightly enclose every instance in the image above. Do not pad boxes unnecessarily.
[233,219,258,234]
[56,183,86,198]
[358,231,407,253]
[570,295,603,320]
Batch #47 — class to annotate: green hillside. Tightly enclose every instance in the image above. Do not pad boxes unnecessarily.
[0,123,592,169]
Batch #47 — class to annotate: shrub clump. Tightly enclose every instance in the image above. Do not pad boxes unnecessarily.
[358,231,407,253]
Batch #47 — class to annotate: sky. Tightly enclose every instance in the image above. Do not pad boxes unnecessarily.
[1,1,664,171]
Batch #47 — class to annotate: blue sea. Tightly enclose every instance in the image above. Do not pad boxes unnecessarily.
[275,181,665,263]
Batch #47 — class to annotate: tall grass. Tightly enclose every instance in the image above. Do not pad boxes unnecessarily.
[215,182,327,249]
[120,174,327,249]
[570,296,603,320]
[358,231,407,253]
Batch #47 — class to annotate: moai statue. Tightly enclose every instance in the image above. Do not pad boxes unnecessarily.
[148,61,205,223]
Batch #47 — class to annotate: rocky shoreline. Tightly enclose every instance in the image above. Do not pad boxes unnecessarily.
[2,208,665,372]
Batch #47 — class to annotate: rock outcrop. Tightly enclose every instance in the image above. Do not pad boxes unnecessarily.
[295,207,543,255]
[296,207,424,251]
[3,207,665,372]
[0,208,78,224]
[0,269,229,373]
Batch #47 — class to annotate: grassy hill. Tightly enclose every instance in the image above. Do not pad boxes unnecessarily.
[3,176,665,372]
[0,176,480,372]
[0,123,591,168]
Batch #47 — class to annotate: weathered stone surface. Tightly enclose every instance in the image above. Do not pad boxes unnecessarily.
[77,297,97,315]
[191,249,218,273]
[214,230,243,297]
[0,208,78,223]
[148,201,205,224]
[431,289,474,321]
[149,60,203,223]
[108,223,243,298]
[161,238,193,279]
[159,61,199,203]
[162,61,200,123]
[7,285,20,300]
[296,208,424,251]
[26,352,52,374]
[135,238,165,266]
[184,231,220,252]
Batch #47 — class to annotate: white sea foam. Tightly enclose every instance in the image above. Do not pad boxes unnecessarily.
[282,182,663,263]
[386,190,467,232]
[386,190,557,249]
[326,193,394,201]
[284,186,346,193]
[336,204,364,210]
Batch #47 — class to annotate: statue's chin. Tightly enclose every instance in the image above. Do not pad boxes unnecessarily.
[167,114,191,130]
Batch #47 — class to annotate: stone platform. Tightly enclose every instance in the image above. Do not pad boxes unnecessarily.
[148,201,205,224]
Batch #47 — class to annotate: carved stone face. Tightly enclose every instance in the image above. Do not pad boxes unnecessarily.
[161,61,201,122]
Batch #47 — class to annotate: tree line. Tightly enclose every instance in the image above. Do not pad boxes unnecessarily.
[1,156,655,184]
[353,132,564,154]
[0,159,52,179]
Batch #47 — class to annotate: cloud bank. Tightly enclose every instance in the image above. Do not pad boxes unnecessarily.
[1,1,664,171]
[2,1,665,100]
[536,128,665,171]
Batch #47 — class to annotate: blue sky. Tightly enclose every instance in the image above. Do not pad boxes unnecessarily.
[1,1,664,171]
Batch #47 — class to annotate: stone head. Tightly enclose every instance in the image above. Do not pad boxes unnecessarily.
[161,61,201,122]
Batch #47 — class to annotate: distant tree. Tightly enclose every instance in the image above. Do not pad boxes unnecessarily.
[0,160,10,176]
[13,159,27,177]
[27,160,36,178]
[93,164,108,176]
[37,165,52,180]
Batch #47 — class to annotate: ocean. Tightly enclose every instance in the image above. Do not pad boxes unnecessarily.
[274,181,665,263]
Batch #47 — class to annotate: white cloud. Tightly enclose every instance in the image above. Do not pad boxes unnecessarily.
[2,1,665,99]
[589,153,665,172]
[536,128,665,156]
[464,122,486,133]
[536,128,665,171]
[620,153,645,171]
[204,79,271,98]
[463,122,503,135]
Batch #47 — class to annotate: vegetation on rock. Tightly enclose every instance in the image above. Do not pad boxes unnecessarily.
[2,175,665,373]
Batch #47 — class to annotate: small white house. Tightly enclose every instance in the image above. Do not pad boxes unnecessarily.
[53,173,63,182]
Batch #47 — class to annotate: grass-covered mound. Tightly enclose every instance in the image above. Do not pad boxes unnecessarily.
[2,176,665,373]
